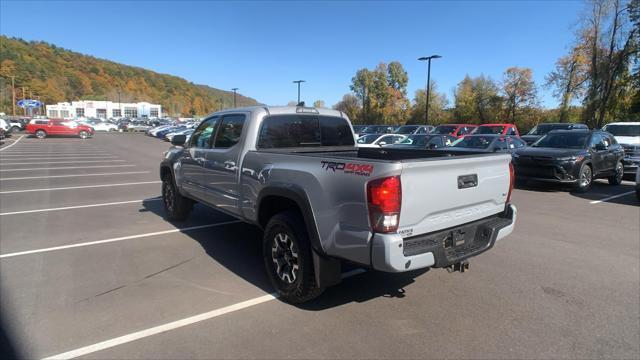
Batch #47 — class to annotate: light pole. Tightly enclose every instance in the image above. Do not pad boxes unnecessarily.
[231,88,238,108]
[117,87,122,118]
[418,55,442,125]
[292,80,305,104]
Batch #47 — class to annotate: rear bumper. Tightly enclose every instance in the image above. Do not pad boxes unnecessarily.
[371,204,516,272]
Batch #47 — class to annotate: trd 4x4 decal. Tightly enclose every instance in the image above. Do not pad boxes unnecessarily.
[321,161,374,176]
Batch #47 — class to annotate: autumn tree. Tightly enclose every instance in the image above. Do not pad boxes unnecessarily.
[313,100,325,108]
[333,94,361,122]
[502,67,538,123]
[453,74,503,123]
[349,61,410,124]
[409,81,449,125]
[578,0,638,127]
[545,47,588,122]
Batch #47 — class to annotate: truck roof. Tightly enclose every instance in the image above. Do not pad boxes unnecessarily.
[208,106,346,119]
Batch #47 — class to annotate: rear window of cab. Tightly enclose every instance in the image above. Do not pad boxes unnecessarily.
[257,115,355,148]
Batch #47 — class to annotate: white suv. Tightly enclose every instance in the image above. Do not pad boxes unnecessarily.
[602,122,640,174]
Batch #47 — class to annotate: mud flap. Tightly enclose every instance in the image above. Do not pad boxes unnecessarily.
[312,251,342,288]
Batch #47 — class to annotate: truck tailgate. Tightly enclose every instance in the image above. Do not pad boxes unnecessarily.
[398,154,511,237]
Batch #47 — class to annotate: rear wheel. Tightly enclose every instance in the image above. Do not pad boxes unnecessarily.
[263,211,324,303]
[35,130,47,139]
[161,174,193,221]
[608,161,624,185]
[78,130,89,139]
[573,164,593,193]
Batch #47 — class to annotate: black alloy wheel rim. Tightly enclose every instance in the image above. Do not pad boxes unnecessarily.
[163,182,175,212]
[271,232,299,284]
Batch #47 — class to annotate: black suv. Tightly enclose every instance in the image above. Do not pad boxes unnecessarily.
[521,122,589,145]
[512,130,624,192]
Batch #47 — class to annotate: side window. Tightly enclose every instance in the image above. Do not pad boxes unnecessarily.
[589,133,604,149]
[606,134,617,145]
[512,138,526,148]
[507,127,517,135]
[416,127,427,134]
[190,117,219,149]
[494,138,509,151]
[214,114,245,148]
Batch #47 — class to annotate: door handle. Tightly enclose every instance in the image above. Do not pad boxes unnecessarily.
[224,161,236,170]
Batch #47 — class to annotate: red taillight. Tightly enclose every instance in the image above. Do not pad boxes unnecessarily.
[506,162,515,203]
[367,176,401,233]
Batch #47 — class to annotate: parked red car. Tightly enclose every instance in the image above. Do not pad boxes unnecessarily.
[26,119,94,139]
[472,123,520,136]
[432,124,478,138]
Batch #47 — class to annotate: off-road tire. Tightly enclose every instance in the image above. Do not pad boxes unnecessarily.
[161,174,193,221]
[263,211,324,303]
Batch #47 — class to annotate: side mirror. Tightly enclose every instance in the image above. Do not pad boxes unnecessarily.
[171,134,187,146]
[594,143,607,151]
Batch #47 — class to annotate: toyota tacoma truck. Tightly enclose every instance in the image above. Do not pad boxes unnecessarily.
[160,106,517,303]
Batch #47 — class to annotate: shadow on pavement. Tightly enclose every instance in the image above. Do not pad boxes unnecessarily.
[142,198,433,309]
[570,183,638,206]
[517,179,638,205]
[0,317,21,359]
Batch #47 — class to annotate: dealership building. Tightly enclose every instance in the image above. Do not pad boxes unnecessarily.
[46,100,162,119]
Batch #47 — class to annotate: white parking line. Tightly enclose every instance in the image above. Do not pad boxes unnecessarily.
[0,198,162,216]
[0,135,24,151]
[589,190,636,204]
[0,164,137,172]
[0,171,150,181]
[0,156,118,161]
[40,269,366,360]
[1,152,110,154]
[0,160,125,165]
[0,221,241,259]
[0,181,160,194]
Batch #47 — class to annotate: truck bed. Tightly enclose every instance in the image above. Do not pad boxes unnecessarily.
[258,147,494,162]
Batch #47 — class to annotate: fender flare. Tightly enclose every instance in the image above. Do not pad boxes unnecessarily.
[257,184,324,256]
[257,184,342,288]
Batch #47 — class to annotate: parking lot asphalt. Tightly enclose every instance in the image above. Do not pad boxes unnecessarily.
[1,133,638,359]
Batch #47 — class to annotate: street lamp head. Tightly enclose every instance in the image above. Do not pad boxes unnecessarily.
[292,80,306,84]
[231,87,239,91]
[418,55,442,61]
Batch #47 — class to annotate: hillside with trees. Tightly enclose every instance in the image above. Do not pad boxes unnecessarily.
[0,36,259,117]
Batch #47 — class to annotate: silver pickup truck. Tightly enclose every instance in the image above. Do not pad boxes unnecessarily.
[160,106,517,303]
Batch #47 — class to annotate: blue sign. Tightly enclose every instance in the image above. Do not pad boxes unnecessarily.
[17,99,43,108]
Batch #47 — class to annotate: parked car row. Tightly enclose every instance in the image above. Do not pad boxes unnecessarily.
[355,122,639,195]
[145,122,199,142]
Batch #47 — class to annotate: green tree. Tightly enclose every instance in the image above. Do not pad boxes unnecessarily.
[502,67,538,123]
[409,81,449,125]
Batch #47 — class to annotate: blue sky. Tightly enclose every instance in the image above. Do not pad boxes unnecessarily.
[1,0,584,108]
